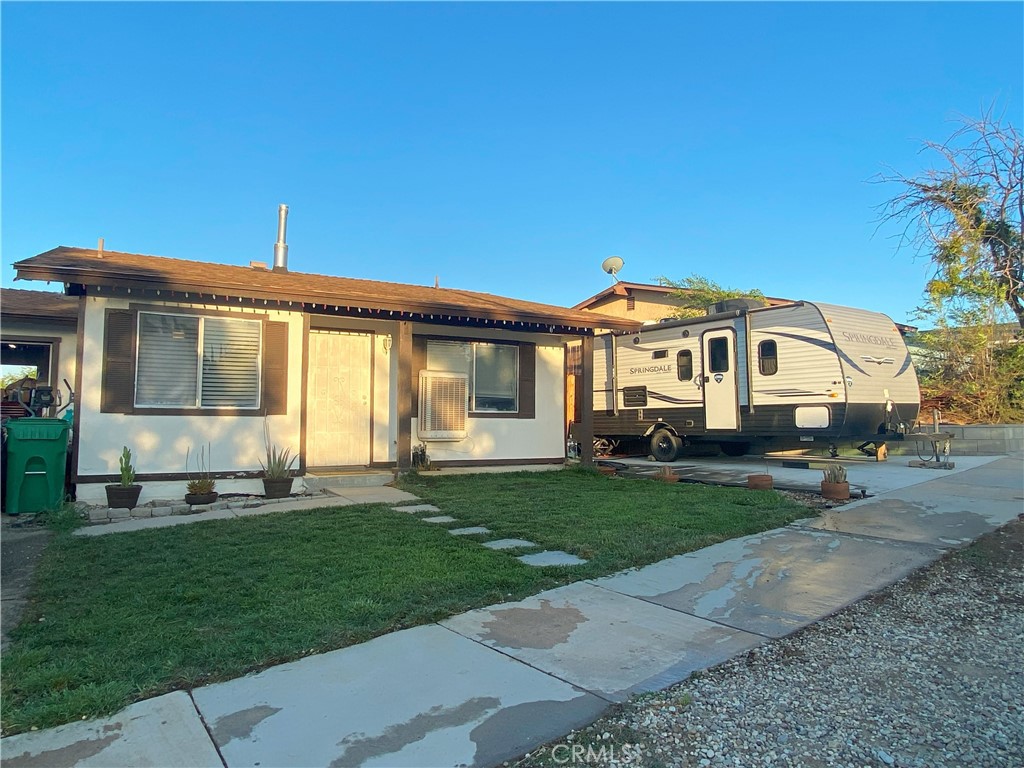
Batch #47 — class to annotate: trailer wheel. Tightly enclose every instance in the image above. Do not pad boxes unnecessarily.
[719,441,750,457]
[650,429,680,462]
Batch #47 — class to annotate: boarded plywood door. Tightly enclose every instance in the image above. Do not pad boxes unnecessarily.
[307,330,372,467]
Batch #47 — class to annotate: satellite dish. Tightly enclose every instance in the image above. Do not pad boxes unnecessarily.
[601,255,624,282]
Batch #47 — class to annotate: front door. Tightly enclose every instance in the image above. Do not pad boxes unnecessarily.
[307,330,372,467]
[702,330,739,430]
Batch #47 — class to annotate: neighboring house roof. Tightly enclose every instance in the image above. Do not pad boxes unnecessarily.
[1,288,79,324]
[572,281,791,311]
[14,247,640,334]
[572,281,677,310]
[573,280,918,335]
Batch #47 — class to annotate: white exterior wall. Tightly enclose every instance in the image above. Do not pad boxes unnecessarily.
[412,325,566,463]
[0,317,78,407]
[75,295,304,504]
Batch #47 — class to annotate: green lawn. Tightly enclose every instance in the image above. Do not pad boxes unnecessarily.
[1,468,806,735]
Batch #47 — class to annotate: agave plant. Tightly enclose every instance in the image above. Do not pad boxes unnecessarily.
[822,462,848,484]
[260,444,297,480]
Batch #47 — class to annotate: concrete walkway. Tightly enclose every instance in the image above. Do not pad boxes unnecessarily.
[3,457,1021,767]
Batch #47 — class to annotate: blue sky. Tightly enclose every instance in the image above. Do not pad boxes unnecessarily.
[3,2,1021,325]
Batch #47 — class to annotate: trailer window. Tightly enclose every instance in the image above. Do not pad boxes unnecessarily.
[676,350,693,381]
[758,340,778,376]
[708,337,730,373]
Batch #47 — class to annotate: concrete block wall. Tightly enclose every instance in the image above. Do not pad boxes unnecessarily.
[888,424,1024,456]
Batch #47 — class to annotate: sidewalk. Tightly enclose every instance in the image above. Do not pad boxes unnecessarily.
[3,456,1021,767]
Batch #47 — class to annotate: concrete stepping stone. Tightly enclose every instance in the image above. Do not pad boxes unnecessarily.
[518,551,588,566]
[422,515,457,524]
[391,504,441,514]
[449,526,491,536]
[483,538,538,550]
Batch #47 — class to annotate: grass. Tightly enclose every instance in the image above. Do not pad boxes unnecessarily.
[397,467,805,577]
[1,468,805,735]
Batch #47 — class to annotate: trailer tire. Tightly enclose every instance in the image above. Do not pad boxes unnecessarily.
[650,429,680,462]
[720,441,750,457]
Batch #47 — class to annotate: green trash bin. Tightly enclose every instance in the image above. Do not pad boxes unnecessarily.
[5,418,70,514]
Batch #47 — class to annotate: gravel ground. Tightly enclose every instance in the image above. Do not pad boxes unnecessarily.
[514,519,1024,768]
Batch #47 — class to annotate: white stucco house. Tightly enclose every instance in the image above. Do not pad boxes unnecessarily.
[12,246,637,504]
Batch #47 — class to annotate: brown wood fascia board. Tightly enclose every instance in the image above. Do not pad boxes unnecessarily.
[0,313,78,326]
[15,265,639,333]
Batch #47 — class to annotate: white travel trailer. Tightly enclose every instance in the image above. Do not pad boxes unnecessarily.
[582,299,921,460]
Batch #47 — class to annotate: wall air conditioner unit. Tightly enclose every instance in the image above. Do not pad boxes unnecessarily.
[418,371,468,441]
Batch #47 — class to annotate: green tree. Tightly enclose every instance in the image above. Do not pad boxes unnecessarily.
[655,274,765,319]
[880,110,1024,423]
[878,110,1023,328]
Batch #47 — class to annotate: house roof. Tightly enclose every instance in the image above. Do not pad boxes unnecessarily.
[14,247,641,334]
[1,288,79,324]
[572,282,677,310]
[573,281,792,311]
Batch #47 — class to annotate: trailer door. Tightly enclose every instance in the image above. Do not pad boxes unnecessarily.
[702,329,739,430]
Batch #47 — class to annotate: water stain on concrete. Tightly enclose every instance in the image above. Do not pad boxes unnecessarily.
[813,499,993,545]
[2,730,120,767]
[479,600,587,650]
[470,694,609,768]
[210,704,282,746]
[330,696,500,768]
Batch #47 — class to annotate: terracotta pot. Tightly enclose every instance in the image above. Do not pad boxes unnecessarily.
[596,465,617,476]
[185,491,218,506]
[262,477,294,499]
[747,474,774,490]
[105,484,142,509]
[821,481,850,500]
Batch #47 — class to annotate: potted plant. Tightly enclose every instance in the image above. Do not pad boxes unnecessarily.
[184,444,218,506]
[821,462,850,500]
[105,446,143,509]
[260,443,297,499]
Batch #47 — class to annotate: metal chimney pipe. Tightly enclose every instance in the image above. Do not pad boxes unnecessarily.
[273,204,289,271]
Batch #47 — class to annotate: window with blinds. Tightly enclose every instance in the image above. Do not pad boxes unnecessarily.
[135,312,262,408]
[425,340,519,414]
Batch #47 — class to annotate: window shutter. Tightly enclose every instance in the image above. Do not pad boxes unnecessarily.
[411,336,427,413]
[518,342,536,419]
[263,321,289,415]
[101,309,136,413]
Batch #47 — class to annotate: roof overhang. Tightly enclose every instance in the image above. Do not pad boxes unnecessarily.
[15,248,642,336]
